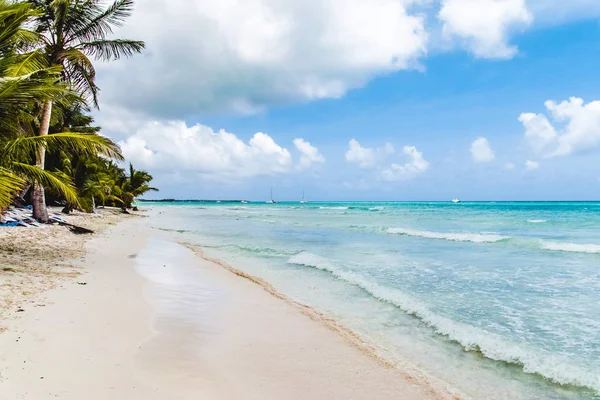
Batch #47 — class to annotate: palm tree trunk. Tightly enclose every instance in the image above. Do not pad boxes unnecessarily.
[32,100,52,223]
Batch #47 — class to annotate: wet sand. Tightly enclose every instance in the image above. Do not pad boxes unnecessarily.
[0,216,445,400]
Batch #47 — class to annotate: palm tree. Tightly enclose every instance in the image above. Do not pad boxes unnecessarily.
[0,0,66,210]
[1,132,124,209]
[28,0,145,222]
[119,163,158,209]
[0,0,127,212]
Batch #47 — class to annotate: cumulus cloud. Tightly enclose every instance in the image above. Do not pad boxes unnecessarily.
[346,140,428,181]
[97,0,428,119]
[438,0,532,58]
[519,97,600,157]
[345,139,394,169]
[470,137,495,163]
[519,112,558,154]
[524,160,539,171]
[293,138,325,170]
[380,146,430,181]
[116,120,328,180]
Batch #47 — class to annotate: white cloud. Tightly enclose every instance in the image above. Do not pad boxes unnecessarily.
[117,120,310,180]
[519,112,558,154]
[98,0,428,118]
[519,97,600,157]
[345,139,394,169]
[380,146,429,181]
[293,138,325,170]
[438,0,532,59]
[470,137,495,163]
[524,160,539,171]
[505,162,515,170]
[346,140,428,182]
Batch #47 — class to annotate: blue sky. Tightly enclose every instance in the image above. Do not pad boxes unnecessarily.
[94,0,600,201]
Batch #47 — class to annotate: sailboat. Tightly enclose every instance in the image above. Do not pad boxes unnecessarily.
[300,190,307,204]
[266,187,276,204]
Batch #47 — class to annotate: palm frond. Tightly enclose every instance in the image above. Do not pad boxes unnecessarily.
[79,38,144,61]
[0,68,65,124]
[0,0,40,53]
[71,0,135,42]
[60,46,98,105]
[131,184,158,197]
[0,166,25,210]
[9,161,78,204]
[4,132,124,161]
[4,49,50,76]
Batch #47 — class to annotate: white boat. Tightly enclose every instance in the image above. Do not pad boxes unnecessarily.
[241,200,248,204]
[216,200,221,203]
[266,187,277,204]
[452,199,461,203]
[300,190,307,204]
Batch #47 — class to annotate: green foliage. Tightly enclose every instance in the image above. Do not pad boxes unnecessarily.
[119,163,158,208]
[0,0,155,215]
[0,167,25,211]
[28,0,145,107]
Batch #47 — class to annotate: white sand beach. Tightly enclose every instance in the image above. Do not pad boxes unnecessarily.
[0,214,450,400]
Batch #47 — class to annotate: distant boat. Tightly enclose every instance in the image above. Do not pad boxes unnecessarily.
[216,200,221,203]
[300,190,307,204]
[241,200,248,204]
[266,187,277,204]
[452,199,461,203]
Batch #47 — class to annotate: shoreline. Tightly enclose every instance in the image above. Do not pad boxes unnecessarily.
[0,212,455,399]
[183,244,462,400]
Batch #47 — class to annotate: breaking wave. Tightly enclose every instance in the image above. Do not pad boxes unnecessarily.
[538,241,600,254]
[287,252,600,393]
[386,228,509,243]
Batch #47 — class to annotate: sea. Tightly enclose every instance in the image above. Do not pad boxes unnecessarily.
[143,201,600,399]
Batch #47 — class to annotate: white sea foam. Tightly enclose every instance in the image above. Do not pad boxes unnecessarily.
[369,207,384,211]
[539,241,600,254]
[287,252,600,393]
[386,228,509,243]
[527,219,547,224]
[216,244,297,257]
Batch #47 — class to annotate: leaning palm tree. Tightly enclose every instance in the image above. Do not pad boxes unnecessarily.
[119,163,157,209]
[28,0,145,222]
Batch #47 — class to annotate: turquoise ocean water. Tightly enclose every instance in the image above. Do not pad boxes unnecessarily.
[144,201,600,399]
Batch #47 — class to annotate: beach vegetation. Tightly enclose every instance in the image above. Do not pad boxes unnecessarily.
[0,0,155,218]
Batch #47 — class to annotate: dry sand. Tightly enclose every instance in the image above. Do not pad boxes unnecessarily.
[0,207,136,332]
[0,212,449,400]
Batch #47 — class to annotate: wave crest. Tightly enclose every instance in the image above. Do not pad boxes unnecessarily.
[539,241,600,254]
[386,228,509,243]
